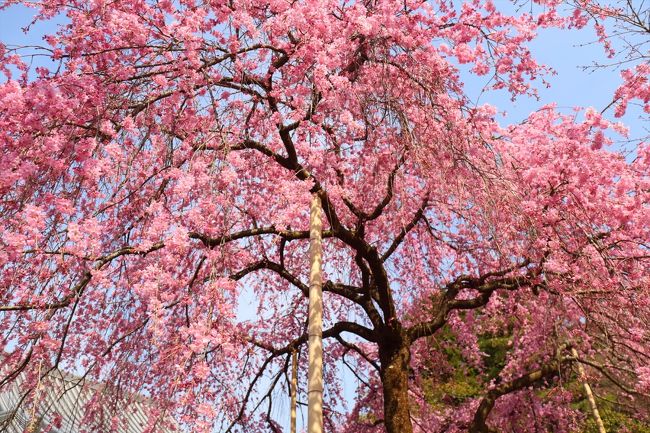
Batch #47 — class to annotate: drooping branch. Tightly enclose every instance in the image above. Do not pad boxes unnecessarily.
[0,242,165,313]
[224,351,278,433]
[334,334,380,371]
[569,353,646,397]
[0,273,91,313]
[469,358,567,433]
[323,281,363,303]
[228,258,364,305]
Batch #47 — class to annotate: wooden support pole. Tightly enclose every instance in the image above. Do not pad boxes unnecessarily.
[290,349,298,433]
[307,194,323,433]
[572,348,606,433]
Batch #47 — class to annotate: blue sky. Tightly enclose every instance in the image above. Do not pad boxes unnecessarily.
[461,24,646,143]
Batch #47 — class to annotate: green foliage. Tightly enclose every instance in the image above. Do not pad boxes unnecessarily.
[477,334,510,381]
[423,328,510,408]
[422,327,650,433]
[576,398,650,433]
[424,371,482,408]
[421,325,480,408]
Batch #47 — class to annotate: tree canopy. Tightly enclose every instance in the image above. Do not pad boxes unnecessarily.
[0,1,648,432]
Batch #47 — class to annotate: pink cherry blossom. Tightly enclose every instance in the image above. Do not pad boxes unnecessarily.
[0,1,648,433]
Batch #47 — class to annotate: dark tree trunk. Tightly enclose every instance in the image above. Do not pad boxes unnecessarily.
[469,398,495,433]
[379,337,413,433]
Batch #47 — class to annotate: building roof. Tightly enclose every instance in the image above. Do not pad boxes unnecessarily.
[0,369,176,433]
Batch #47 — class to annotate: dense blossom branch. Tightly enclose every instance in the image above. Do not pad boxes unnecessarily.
[469,358,568,433]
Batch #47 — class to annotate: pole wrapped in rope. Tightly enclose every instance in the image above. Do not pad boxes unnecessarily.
[571,348,606,433]
[308,194,323,433]
[290,349,298,433]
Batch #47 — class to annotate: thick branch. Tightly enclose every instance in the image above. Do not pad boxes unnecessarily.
[469,359,565,433]
[407,261,535,341]
[248,320,376,356]
[230,259,309,296]
[189,226,334,248]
